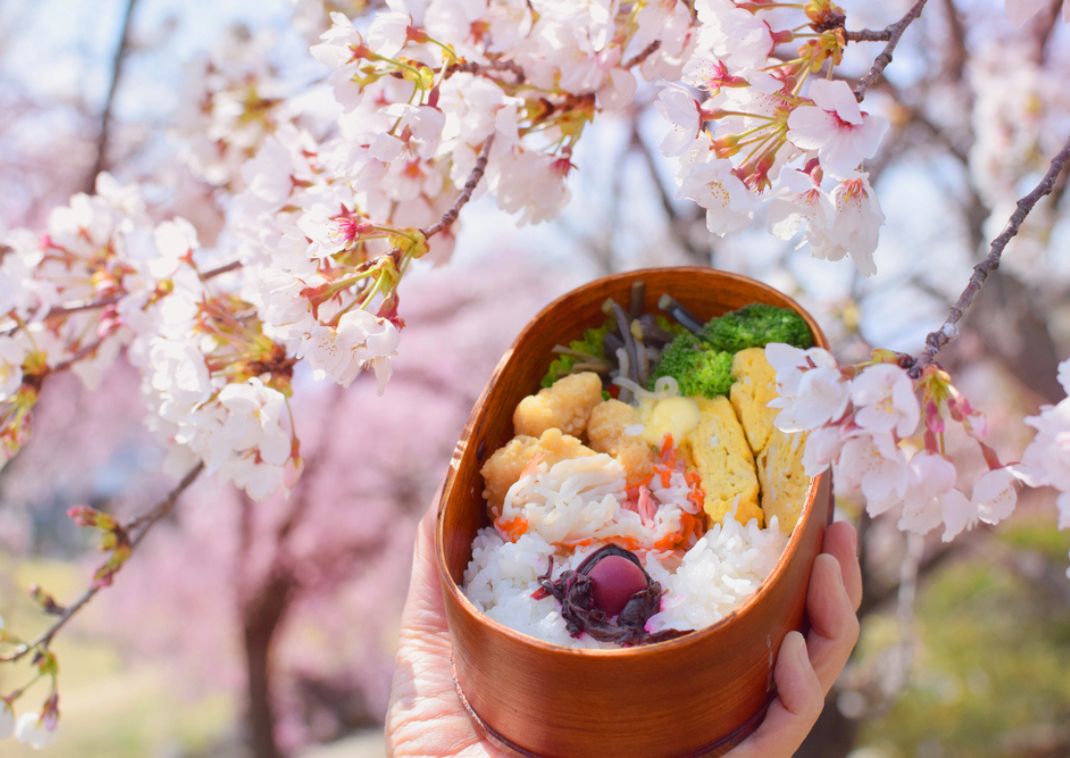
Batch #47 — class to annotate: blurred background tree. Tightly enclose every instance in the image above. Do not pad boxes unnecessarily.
[0,0,1068,756]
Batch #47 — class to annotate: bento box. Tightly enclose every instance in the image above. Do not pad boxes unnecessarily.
[435,267,832,757]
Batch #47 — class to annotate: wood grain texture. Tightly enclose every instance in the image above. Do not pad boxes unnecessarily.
[436,267,832,757]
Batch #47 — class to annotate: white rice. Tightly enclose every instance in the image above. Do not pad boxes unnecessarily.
[463,452,791,647]
[645,515,787,634]
[463,529,617,649]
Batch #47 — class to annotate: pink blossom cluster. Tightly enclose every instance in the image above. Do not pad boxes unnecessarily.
[1014,358,1070,576]
[657,0,887,274]
[172,27,289,188]
[0,175,300,500]
[0,629,58,750]
[2,0,1066,535]
[969,43,1070,288]
[765,344,1019,543]
[227,0,700,402]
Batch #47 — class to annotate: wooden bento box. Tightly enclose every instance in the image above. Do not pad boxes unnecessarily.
[435,267,832,757]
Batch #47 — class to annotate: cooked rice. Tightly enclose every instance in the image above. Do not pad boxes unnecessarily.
[464,451,791,648]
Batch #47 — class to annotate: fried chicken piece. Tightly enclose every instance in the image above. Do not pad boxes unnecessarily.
[587,399,655,484]
[513,372,604,438]
[587,399,638,452]
[480,428,595,515]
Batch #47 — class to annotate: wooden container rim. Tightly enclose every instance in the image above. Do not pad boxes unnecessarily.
[435,266,830,658]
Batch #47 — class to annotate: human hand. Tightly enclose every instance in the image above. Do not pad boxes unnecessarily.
[385,502,862,758]
[729,519,862,757]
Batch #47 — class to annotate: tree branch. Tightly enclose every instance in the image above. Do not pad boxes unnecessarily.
[622,40,661,70]
[201,258,243,279]
[629,120,708,264]
[85,0,139,192]
[0,463,203,664]
[844,28,894,42]
[48,336,108,375]
[422,134,494,240]
[1,258,242,338]
[851,0,930,101]
[938,0,967,82]
[911,133,1070,375]
[444,59,525,85]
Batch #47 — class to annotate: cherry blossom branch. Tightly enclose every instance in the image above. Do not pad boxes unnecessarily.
[421,134,495,240]
[201,258,242,278]
[86,0,140,191]
[444,59,525,84]
[622,40,661,70]
[48,336,107,375]
[851,0,930,101]
[0,463,204,664]
[844,28,894,42]
[1,258,243,337]
[911,133,1070,376]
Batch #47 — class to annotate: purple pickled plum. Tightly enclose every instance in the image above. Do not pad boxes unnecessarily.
[586,554,649,617]
[537,543,690,645]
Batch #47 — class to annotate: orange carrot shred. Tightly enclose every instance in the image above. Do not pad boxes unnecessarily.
[495,516,529,543]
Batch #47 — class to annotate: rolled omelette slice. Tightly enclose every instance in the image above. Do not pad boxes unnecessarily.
[684,396,763,527]
[756,428,809,533]
[728,347,809,534]
[729,347,779,454]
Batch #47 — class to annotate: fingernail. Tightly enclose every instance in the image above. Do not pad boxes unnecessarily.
[816,552,842,581]
[786,631,809,668]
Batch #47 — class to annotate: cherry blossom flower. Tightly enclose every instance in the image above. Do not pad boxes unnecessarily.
[773,364,850,432]
[677,156,756,235]
[766,164,887,273]
[767,168,834,245]
[146,339,212,413]
[367,10,411,57]
[306,310,401,391]
[297,200,369,260]
[765,344,849,432]
[812,175,884,275]
[0,337,25,401]
[768,344,1018,543]
[493,151,573,226]
[216,379,292,467]
[801,425,844,478]
[656,87,703,156]
[850,363,921,437]
[1014,358,1070,531]
[787,80,889,179]
[942,467,1019,542]
[898,452,960,536]
[311,13,375,111]
[837,433,911,516]
[693,0,775,72]
[14,712,56,750]
[173,29,287,187]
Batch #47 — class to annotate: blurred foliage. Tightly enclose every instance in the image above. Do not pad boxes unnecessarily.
[0,559,233,757]
[859,524,1070,757]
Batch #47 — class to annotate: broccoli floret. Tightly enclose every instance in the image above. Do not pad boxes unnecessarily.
[541,322,610,388]
[701,304,814,352]
[650,333,733,398]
